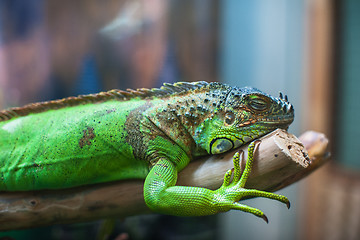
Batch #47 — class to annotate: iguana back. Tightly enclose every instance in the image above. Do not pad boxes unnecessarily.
[0,81,211,190]
[0,99,152,190]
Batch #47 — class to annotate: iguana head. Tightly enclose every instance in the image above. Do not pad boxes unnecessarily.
[194,85,294,155]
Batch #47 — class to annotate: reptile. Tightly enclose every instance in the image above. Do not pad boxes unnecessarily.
[0,81,294,221]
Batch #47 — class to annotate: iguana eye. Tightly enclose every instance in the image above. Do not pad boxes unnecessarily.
[249,98,268,111]
[224,112,235,125]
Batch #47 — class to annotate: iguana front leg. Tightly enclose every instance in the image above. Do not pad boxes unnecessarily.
[143,141,290,222]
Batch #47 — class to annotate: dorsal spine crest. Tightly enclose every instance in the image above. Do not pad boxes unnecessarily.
[0,81,212,122]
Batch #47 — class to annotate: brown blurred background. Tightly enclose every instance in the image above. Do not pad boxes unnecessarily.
[0,0,359,239]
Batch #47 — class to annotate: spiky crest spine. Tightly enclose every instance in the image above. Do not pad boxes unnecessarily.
[0,81,213,122]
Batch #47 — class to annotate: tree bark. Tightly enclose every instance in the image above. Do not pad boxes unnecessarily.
[0,129,329,231]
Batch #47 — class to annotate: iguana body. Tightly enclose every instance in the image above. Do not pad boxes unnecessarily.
[0,81,294,220]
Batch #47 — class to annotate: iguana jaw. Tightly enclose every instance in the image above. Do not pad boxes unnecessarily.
[237,118,293,128]
[236,111,294,130]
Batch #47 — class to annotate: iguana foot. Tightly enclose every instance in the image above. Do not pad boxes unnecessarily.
[214,141,290,223]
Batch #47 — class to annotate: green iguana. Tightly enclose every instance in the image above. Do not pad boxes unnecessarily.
[0,81,294,222]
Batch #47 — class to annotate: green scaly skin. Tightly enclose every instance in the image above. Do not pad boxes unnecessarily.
[0,82,294,221]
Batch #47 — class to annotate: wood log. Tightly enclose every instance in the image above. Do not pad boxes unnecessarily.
[0,129,329,231]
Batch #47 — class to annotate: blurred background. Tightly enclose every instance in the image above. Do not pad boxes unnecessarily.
[0,0,359,239]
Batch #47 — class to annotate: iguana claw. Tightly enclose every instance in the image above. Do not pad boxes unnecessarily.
[216,140,290,222]
[262,214,269,224]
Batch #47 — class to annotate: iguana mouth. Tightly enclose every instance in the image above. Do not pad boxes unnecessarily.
[260,117,294,125]
[237,117,293,128]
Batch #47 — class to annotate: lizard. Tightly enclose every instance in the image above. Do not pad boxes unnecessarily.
[0,81,294,222]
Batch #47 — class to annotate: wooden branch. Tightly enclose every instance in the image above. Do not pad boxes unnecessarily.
[0,129,329,231]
